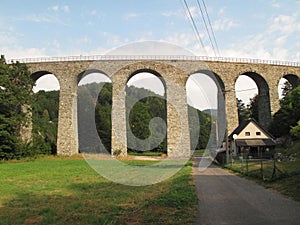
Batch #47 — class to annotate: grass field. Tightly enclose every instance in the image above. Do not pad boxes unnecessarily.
[225,159,300,201]
[0,156,197,225]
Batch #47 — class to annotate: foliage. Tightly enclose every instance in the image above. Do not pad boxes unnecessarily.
[126,86,167,152]
[236,98,250,123]
[290,120,300,139]
[188,106,211,150]
[32,90,59,155]
[281,81,293,97]
[0,55,34,159]
[247,94,259,122]
[77,82,112,153]
[236,96,259,124]
[269,86,300,138]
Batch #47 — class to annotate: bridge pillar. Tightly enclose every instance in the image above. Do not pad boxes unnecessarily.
[111,83,127,157]
[258,88,272,129]
[166,81,191,158]
[224,82,239,134]
[56,73,78,156]
[268,78,281,116]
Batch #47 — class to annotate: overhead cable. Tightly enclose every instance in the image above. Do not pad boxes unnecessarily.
[201,0,220,56]
[182,0,206,52]
[196,0,217,56]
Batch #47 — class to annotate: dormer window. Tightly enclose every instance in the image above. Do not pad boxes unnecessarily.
[256,132,261,136]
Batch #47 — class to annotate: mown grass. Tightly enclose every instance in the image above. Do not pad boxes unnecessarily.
[0,156,197,225]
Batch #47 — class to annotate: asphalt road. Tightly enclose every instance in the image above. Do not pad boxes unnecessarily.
[193,156,300,225]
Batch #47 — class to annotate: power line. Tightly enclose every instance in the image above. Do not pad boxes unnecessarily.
[181,0,206,51]
[235,88,258,92]
[201,0,220,56]
[196,0,217,57]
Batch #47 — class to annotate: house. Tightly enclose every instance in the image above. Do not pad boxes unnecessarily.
[228,119,276,159]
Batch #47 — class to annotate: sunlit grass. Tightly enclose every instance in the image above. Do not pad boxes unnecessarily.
[0,156,197,224]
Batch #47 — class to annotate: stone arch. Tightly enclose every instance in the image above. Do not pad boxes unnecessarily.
[111,61,191,157]
[237,71,271,129]
[126,70,167,154]
[77,69,110,84]
[282,74,299,89]
[77,69,112,154]
[31,70,59,82]
[277,74,299,99]
[30,70,60,154]
[126,68,167,94]
[185,70,226,152]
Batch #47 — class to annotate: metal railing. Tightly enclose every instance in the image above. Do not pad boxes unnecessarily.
[7,55,300,67]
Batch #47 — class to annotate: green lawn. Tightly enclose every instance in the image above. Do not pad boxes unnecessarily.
[0,156,197,225]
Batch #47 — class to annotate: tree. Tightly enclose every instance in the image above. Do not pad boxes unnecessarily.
[269,86,300,138]
[290,120,300,139]
[0,55,34,159]
[236,98,250,123]
[32,90,59,154]
[281,81,293,98]
[248,94,259,122]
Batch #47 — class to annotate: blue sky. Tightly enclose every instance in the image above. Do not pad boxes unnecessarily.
[1,0,300,61]
[1,0,300,108]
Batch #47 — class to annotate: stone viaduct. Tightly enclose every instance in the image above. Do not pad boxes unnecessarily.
[22,56,300,157]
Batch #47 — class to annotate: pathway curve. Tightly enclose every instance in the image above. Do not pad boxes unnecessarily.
[193,155,300,225]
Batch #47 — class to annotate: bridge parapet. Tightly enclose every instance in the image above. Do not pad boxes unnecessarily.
[7,55,300,67]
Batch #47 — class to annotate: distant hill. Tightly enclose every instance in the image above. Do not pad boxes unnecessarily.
[203,109,218,118]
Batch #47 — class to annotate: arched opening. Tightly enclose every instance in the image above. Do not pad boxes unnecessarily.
[126,71,167,156]
[31,71,60,155]
[235,72,271,128]
[77,71,112,154]
[235,75,258,124]
[186,71,226,155]
[278,74,299,99]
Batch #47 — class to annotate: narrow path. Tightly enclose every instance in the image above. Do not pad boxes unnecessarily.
[193,155,300,225]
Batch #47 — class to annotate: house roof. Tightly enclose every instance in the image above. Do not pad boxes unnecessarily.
[228,119,275,141]
[235,139,276,147]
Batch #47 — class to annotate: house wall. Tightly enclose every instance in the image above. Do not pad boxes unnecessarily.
[235,122,269,139]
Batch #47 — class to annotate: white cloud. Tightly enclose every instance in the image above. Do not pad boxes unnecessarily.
[213,18,237,31]
[0,31,16,44]
[21,14,68,26]
[219,13,300,61]
[272,3,280,8]
[51,5,59,12]
[274,35,288,46]
[123,12,140,20]
[90,10,97,16]
[269,14,300,34]
[1,46,47,61]
[62,5,70,13]
[50,5,70,13]
[162,10,181,17]
[52,40,60,48]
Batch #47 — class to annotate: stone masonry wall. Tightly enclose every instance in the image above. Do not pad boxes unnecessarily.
[27,60,300,156]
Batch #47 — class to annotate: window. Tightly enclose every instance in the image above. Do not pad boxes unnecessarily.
[256,132,261,136]
[245,132,250,136]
